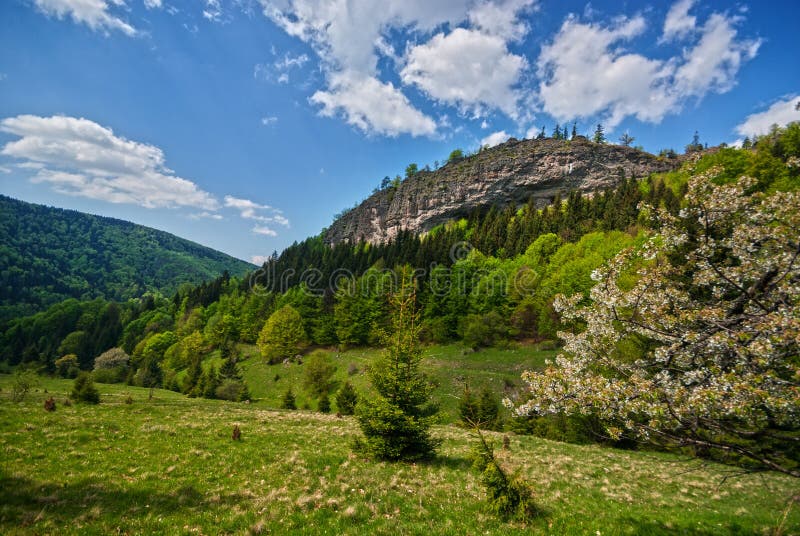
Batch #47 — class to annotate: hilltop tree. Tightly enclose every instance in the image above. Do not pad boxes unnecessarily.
[571,123,578,139]
[257,305,306,364]
[355,268,439,461]
[685,130,704,153]
[405,163,419,178]
[618,132,635,147]
[513,172,800,477]
[592,124,605,144]
[448,149,464,163]
[537,126,546,139]
[552,124,562,139]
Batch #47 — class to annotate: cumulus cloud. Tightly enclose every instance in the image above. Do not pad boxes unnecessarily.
[311,72,437,137]
[480,130,510,148]
[537,6,759,129]
[661,0,696,42]
[401,28,526,118]
[251,255,271,265]
[203,0,223,22]
[33,0,136,35]
[673,13,761,97]
[143,0,162,9]
[1,115,218,210]
[468,0,536,42]
[735,95,800,138]
[259,0,535,135]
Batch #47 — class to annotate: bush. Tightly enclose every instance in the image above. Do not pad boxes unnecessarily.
[281,387,297,410]
[461,312,509,348]
[302,351,338,399]
[94,347,130,370]
[216,379,251,402]
[71,372,100,404]
[318,393,331,413]
[459,385,502,430]
[335,381,358,415]
[11,369,38,402]
[471,430,538,521]
[92,367,126,384]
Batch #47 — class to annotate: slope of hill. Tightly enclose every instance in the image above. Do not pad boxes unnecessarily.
[325,136,680,245]
[0,195,253,322]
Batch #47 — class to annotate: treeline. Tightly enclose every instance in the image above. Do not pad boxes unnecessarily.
[2,124,797,405]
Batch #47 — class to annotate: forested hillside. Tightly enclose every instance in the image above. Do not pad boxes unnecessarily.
[0,196,253,323]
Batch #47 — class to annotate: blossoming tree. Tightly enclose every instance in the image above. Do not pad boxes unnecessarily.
[512,171,800,477]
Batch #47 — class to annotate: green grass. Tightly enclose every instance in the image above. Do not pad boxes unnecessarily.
[238,343,554,420]
[1,377,798,535]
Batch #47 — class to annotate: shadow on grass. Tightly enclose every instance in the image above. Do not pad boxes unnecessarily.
[427,454,472,471]
[0,472,245,530]
[613,517,758,535]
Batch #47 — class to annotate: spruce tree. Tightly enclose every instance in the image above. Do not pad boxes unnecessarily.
[335,381,359,415]
[593,123,605,144]
[281,387,297,410]
[355,268,439,461]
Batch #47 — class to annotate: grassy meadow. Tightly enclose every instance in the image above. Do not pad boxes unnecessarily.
[1,376,798,535]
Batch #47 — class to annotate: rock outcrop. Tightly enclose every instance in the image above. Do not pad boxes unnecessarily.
[325,136,680,245]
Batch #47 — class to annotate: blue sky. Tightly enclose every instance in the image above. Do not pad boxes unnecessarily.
[0,0,798,264]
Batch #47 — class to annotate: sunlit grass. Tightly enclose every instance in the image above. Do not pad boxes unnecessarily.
[0,377,797,535]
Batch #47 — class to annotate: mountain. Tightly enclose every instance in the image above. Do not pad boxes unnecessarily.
[0,195,253,322]
[325,136,680,245]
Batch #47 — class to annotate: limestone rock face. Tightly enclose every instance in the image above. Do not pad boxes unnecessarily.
[325,137,679,245]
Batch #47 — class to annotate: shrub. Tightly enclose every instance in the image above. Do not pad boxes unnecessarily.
[302,351,338,399]
[335,381,358,415]
[459,385,501,430]
[11,369,38,402]
[71,372,100,404]
[461,312,509,349]
[318,393,331,413]
[471,430,538,521]
[94,347,130,370]
[216,379,250,402]
[281,387,297,410]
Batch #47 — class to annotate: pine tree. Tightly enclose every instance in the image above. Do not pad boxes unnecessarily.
[355,268,439,461]
[537,126,546,139]
[335,381,359,415]
[202,365,220,399]
[593,124,605,144]
[571,123,577,139]
[281,387,297,410]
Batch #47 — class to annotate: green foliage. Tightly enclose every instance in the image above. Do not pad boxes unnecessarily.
[459,385,501,430]
[10,369,38,402]
[592,123,605,144]
[0,195,252,323]
[257,305,306,364]
[215,379,250,402]
[71,372,100,404]
[470,430,538,521]
[281,387,297,410]
[355,270,439,461]
[318,393,331,413]
[302,351,338,399]
[461,312,510,349]
[55,354,80,378]
[447,149,464,163]
[335,381,358,415]
[405,163,418,178]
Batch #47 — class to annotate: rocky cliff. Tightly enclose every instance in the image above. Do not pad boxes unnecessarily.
[325,136,680,245]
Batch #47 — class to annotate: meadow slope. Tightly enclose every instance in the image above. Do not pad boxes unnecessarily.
[1,378,798,535]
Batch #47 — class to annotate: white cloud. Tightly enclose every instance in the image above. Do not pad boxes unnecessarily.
[673,13,761,97]
[311,72,437,137]
[33,0,136,35]
[661,0,696,42]
[224,195,290,227]
[251,255,271,265]
[537,8,759,129]
[143,0,162,9]
[255,52,310,85]
[480,130,510,148]
[259,0,532,135]
[261,116,278,125]
[468,0,536,42]
[401,28,526,118]
[735,95,800,138]
[1,114,218,210]
[252,225,278,237]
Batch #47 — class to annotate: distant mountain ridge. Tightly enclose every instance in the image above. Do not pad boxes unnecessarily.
[325,136,681,245]
[0,195,253,322]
